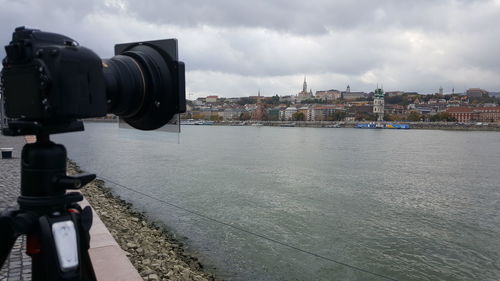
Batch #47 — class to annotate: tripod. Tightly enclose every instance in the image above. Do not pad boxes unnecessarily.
[0,130,96,281]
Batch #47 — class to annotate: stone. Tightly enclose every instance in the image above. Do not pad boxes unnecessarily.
[126,242,138,249]
[182,269,191,280]
[140,269,155,276]
[148,273,160,281]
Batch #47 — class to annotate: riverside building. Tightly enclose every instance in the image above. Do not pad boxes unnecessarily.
[373,87,385,122]
[446,106,500,123]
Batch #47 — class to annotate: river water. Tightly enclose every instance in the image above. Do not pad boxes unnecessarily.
[54,123,500,281]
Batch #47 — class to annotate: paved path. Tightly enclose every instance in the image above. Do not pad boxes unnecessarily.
[0,135,31,281]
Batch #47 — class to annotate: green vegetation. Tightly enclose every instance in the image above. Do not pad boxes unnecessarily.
[239,112,251,120]
[429,112,456,122]
[355,112,376,121]
[292,112,305,121]
[328,111,346,121]
[237,97,257,105]
[407,111,422,121]
[264,95,281,105]
[469,94,500,104]
[300,99,331,104]
[385,95,412,106]
[210,115,223,122]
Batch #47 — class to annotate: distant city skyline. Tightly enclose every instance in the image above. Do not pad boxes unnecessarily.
[1,0,500,98]
[189,82,495,99]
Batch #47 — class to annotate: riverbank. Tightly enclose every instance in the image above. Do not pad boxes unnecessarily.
[215,120,500,131]
[68,161,218,281]
[86,119,500,131]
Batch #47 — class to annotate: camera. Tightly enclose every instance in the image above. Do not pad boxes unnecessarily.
[0,27,186,280]
[1,26,185,133]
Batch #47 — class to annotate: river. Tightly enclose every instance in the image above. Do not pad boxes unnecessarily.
[53,123,500,281]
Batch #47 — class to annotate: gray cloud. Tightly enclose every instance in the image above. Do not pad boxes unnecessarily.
[0,0,499,97]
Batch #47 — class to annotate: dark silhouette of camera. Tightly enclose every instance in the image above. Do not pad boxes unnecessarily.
[1,26,185,134]
[0,27,186,280]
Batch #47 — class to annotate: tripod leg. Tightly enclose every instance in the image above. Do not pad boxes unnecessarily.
[0,229,17,268]
[0,210,20,268]
[80,249,97,281]
[78,206,96,281]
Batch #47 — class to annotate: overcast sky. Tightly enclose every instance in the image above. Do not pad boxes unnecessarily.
[1,0,499,98]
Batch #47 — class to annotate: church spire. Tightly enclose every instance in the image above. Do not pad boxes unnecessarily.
[303,76,307,93]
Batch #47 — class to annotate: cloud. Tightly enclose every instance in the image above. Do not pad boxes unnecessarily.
[0,0,499,97]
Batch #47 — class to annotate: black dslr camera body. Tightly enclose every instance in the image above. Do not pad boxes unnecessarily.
[1,26,185,133]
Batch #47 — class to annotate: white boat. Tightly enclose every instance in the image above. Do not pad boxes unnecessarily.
[280,122,296,127]
[194,120,214,125]
[181,119,197,125]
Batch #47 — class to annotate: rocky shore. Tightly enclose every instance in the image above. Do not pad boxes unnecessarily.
[67,162,218,281]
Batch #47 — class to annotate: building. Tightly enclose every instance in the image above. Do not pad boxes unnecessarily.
[315,90,341,101]
[384,104,405,115]
[475,107,500,122]
[343,92,367,100]
[309,105,334,121]
[466,88,488,98]
[446,107,475,122]
[279,95,297,103]
[251,91,267,120]
[206,96,218,103]
[283,107,298,120]
[373,87,385,122]
[297,76,314,101]
[446,106,500,123]
[308,105,345,121]
[223,108,244,120]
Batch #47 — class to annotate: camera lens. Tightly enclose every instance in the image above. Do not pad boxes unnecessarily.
[102,44,178,130]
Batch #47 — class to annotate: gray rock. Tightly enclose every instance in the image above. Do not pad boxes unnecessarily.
[140,269,155,276]
[126,242,138,249]
[148,273,160,281]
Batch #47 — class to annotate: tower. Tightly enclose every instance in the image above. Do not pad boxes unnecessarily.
[346,85,351,93]
[252,89,266,120]
[373,86,385,122]
[298,76,313,101]
[439,86,443,95]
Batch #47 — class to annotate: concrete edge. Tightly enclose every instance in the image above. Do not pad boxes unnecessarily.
[80,198,143,281]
